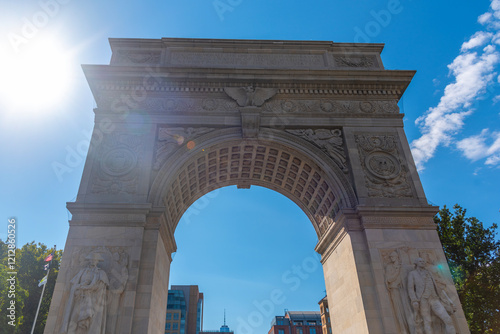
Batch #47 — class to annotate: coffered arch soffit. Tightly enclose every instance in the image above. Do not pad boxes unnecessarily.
[148,127,357,238]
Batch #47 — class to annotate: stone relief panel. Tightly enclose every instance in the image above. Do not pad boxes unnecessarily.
[91,133,144,195]
[355,134,413,198]
[286,129,348,173]
[112,50,161,64]
[60,247,129,334]
[332,55,379,69]
[262,99,399,114]
[153,127,215,170]
[381,248,458,334]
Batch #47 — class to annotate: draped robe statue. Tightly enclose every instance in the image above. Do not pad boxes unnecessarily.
[61,252,109,334]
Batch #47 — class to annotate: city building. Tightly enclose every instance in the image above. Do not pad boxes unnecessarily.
[318,297,332,334]
[269,311,322,334]
[166,285,204,334]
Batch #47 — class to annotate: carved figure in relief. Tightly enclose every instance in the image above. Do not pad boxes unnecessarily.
[407,258,456,334]
[286,129,348,172]
[106,251,129,333]
[385,251,410,334]
[61,252,109,334]
[224,86,277,107]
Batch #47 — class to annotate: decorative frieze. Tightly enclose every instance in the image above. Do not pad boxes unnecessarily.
[355,134,413,198]
[263,99,399,114]
[95,91,400,115]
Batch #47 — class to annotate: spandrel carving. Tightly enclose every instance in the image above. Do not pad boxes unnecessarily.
[286,129,348,173]
[154,127,215,170]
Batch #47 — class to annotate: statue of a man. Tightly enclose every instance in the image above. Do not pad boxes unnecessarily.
[385,251,409,334]
[61,252,109,334]
[407,257,456,334]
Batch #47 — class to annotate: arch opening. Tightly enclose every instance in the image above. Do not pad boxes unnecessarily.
[170,186,327,334]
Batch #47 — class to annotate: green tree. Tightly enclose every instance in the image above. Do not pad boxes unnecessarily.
[435,204,500,333]
[0,240,61,334]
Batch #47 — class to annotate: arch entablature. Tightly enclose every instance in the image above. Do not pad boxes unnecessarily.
[148,127,357,238]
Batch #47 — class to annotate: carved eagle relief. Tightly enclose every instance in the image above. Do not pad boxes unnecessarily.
[224,86,278,107]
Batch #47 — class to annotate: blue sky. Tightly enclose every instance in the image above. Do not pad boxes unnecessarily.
[1,0,500,333]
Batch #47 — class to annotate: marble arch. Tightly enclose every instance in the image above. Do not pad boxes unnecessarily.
[45,38,470,334]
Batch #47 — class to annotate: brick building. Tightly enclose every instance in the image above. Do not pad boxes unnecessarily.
[269,311,322,334]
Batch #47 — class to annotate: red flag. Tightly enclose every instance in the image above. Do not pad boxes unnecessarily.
[44,254,53,262]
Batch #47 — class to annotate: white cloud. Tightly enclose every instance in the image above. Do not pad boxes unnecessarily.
[457,129,500,165]
[461,32,493,51]
[486,155,500,165]
[411,0,500,170]
[479,12,493,24]
[493,32,500,45]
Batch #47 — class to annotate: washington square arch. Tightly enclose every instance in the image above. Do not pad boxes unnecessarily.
[44,38,471,334]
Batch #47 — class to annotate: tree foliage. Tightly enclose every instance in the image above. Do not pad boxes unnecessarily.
[435,204,500,333]
[0,240,62,334]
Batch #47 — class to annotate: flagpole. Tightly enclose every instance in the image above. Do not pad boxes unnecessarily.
[31,268,49,334]
[32,245,55,334]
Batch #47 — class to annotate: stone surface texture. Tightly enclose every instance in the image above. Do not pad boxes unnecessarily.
[44,38,469,334]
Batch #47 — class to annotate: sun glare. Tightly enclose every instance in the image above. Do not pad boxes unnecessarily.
[0,36,74,116]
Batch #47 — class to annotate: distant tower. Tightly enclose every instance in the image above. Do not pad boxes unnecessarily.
[220,309,230,333]
[200,309,233,334]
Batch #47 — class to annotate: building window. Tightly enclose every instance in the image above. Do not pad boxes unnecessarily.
[297,327,303,334]
[310,328,316,334]
[308,322,316,326]
[167,313,172,320]
[277,320,284,325]
[174,313,179,320]
[279,330,284,334]
[294,322,303,326]
[173,323,179,330]
[166,323,171,330]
